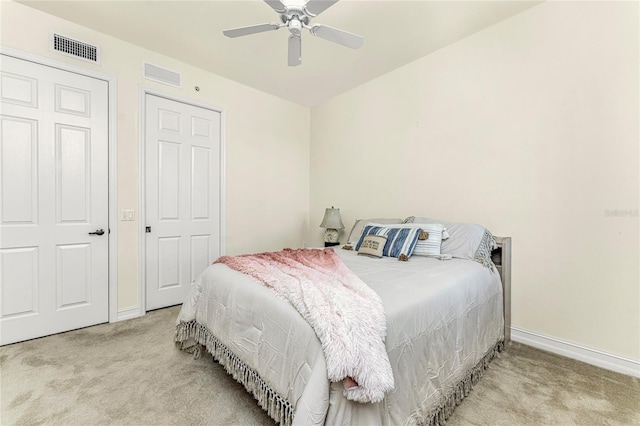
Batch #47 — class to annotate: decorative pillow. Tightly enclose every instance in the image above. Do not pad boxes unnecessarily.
[411,223,447,257]
[347,218,403,243]
[355,224,422,260]
[363,222,448,257]
[405,217,497,268]
[357,235,387,258]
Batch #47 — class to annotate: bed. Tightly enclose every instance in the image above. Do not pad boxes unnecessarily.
[175,217,511,426]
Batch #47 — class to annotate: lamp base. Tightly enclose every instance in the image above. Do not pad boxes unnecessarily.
[324,228,339,243]
[324,242,340,248]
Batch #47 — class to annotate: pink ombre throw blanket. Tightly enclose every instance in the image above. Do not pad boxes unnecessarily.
[215,248,394,403]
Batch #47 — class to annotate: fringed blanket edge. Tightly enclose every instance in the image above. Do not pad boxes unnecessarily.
[409,340,505,426]
[175,320,294,426]
[176,320,502,426]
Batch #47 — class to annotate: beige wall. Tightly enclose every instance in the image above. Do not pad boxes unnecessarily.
[310,1,639,360]
[1,1,310,311]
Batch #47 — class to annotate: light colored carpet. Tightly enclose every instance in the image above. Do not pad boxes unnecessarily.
[1,306,638,425]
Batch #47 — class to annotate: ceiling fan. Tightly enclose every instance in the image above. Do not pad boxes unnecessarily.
[223,0,364,66]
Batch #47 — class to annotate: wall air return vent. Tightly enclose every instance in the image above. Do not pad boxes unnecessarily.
[50,33,100,64]
[143,63,182,88]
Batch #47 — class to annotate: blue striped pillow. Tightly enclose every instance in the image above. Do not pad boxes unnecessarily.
[355,225,421,259]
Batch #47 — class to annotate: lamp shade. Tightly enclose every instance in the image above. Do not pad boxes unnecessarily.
[319,207,344,229]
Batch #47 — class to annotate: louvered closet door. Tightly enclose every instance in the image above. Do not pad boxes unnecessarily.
[145,94,221,310]
[0,55,109,345]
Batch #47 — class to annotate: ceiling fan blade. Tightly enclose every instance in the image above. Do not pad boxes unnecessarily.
[304,0,339,17]
[288,35,302,67]
[263,0,287,13]
[310,24,364,49]
[223,23,280,38]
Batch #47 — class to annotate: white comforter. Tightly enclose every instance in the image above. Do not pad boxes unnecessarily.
[176,248,504,425]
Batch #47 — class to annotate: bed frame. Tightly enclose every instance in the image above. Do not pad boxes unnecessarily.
[492,236,512,344]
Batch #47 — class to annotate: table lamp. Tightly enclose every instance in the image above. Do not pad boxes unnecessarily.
[319,206,344,245]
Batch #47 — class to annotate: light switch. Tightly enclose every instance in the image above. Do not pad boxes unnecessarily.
[121,209,135,221]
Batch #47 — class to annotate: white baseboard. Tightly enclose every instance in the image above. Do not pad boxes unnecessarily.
[511,326,640,378]
[115,305,143,322]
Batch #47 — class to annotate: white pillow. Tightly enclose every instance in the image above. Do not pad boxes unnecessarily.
[412,223,448,256]
[406,217,497,268]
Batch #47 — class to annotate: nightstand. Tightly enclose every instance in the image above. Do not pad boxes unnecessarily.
[324,242,340,247]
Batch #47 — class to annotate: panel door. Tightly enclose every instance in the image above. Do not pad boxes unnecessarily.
[145,94,221,310]
[0,55,109,345]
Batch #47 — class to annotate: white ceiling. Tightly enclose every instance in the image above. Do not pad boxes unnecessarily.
[18,0,541,107]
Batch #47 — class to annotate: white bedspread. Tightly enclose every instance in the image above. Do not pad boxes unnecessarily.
[176,248,504,425]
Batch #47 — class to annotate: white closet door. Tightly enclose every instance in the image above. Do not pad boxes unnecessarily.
[0,55,109,345]
[145,94,222,310]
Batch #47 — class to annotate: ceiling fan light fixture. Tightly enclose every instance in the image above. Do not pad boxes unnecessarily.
[288,17,302,36]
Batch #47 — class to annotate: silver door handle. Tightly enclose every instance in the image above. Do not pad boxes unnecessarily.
[88,228,105,236]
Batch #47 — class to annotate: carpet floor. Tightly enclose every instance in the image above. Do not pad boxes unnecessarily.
[1,306,638,425]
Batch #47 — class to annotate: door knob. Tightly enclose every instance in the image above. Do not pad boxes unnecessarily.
[89,228,105,236]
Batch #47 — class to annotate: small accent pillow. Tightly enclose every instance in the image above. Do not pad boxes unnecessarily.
[355,224,422,260]
[357,235,387,258]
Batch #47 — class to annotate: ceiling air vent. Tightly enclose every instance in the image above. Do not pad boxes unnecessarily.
[51,33,100,64]
[143,63,182,88]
